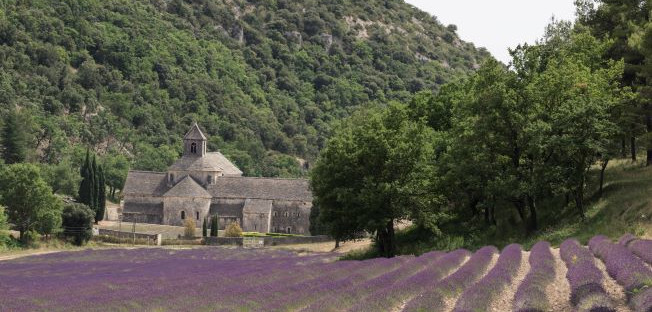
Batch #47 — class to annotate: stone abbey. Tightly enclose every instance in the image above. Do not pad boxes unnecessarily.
[121,123,313,234]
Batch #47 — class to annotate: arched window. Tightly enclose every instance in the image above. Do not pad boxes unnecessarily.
[286,227,291,234]
[181,211,186,220]
[196,211,199,220]
[273,211,278,217]
[191,142,197,154]
[284,211,289,217]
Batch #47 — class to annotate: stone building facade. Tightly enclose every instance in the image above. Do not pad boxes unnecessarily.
[122,123,313,234]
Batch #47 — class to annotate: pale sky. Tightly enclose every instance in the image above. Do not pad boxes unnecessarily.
[404,1,577,64]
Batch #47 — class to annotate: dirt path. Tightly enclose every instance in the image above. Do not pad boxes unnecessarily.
[489,250,531,312]
[548,248,573,312]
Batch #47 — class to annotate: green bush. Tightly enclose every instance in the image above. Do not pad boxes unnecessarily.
[61,203,94,246]
[183,218,196,239]
[224,222,243,237]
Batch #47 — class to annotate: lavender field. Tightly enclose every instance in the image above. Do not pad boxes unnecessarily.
[0,236,651,312]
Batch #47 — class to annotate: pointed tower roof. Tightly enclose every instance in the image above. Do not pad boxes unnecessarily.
[184,122,207,140]
[163,176,211,198]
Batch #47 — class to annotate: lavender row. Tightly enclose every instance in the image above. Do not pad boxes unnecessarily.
[512,241,555,312]
[453,244,523,312]
[589,235,652,311]
[347,249,471,312]
[402,245,499,312]
[627,239,652,265]
[560,239,615,312]
[301,251,445,311]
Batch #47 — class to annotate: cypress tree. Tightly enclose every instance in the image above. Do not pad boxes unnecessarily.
[96,165,106,223]
[210,215,218,237]
[2,108,28,164]
[78,149,93,208]
[91,155,98,214]
[202,217,207,237]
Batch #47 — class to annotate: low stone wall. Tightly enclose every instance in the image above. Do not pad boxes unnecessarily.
[97,229,162,246]
[204,235,330,247]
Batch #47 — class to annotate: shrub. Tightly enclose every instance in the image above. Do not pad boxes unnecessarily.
[202,217,207,237]
[183,218,196,239]
[224,222,243,237]
[61,203,94,246]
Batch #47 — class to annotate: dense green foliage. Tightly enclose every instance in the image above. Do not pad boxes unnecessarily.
[0,163,63,241]
[0,0,487,181]
[313,10,636,257]
[202,217,208,237]
[61,203,94,246]
[577,0,652,165]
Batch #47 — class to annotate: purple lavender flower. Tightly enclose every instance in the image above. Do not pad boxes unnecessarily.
[589,235,652,293]
[402,245,498,312]
[560,238,615,312]
[453,244,522,312]
[512,241,555,312]
[627,239,652,265]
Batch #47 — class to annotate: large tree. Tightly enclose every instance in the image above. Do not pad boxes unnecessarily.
[0,164,61,241]
[311,103,444,257]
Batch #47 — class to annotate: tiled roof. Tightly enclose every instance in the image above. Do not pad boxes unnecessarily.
[208,177,312,201]
[163,176,211,198]
[243,199,272,214]
[168,152,243,176]
[184,123,207,140]
[122,171,169,196]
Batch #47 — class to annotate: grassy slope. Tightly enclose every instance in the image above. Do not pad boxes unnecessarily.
[383,158,652,258]
[468,158,652,250]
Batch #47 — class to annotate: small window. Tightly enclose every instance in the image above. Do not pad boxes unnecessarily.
[254,224,257,231]
[296,212,300,217]
[191,142,197,154]
[207,175,213,184]
[196,211,199,220]
[273,211,278,217]
[284,211,289,217]
[286,227,291,234]
[181,211,186,220]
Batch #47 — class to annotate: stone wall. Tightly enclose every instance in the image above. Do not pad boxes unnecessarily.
[97,229,162,245]
[242,212,270,233]
[163,196,211,226]
[204,235,330,246]
[270,200,312,235]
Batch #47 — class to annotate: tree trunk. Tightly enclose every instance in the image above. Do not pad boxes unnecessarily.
[376,220,396,258]
[599,159,609,198]
[574,183,585,221]
[513,198,528,234]
[647,103,652,166]
[631,136,637,161]
[335,239,340,249]
[621,138,627,158]
[526,195,538,233]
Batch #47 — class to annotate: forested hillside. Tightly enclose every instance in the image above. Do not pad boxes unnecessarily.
[0,0,489,188]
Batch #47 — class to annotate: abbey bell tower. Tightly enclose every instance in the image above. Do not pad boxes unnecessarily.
[183,122,207,157]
